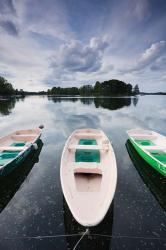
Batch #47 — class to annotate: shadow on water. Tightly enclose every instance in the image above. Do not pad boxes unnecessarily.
[126,140,166,211]
[0,139,43,213]
[63,197,114,250]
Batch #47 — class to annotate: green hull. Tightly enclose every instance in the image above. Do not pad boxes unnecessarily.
[129,139,166,177]
[0,140,43,213]
[0,139,40,176]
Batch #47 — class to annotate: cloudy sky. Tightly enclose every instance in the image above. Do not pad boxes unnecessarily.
[0,0,166,91]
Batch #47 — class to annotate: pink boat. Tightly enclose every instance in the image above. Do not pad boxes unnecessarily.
[60,128,117,227]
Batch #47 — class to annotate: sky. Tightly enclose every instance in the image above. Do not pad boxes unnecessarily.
[0,0,166,92]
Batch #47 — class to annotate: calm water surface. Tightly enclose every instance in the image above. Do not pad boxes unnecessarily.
[0,96,165,250]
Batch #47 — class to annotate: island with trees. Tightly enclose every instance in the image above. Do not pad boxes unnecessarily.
[0,75,165,97]
[0,76,139,97]
[48,80,138,96]
[47,82,166,96]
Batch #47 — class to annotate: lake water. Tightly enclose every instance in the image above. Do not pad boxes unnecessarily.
[0,95,165,250]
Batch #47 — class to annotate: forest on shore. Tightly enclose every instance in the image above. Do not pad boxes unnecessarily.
[0,76,140,96]
[48,80,139,96]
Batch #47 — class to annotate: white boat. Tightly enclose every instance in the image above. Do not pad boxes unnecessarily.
[0,127,43,176]
[60,128,117,227]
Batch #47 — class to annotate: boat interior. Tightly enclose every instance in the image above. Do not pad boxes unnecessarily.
[67,129,110,192]
[0,129,40,167]
[129,130,166,165]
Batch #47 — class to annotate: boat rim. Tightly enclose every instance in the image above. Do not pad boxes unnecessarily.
[0,129,42,171]
[60,128,117,227]
[127,131,166,168]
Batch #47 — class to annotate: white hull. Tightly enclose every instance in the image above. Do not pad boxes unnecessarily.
[60,128,117,227]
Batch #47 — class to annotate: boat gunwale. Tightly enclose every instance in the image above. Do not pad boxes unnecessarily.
[127,130,166,168]
[60,128,117,227]
[0,129,41,172]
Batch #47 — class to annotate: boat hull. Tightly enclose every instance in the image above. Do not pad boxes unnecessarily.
[0,139,43,213]
[0,138,40,177]
[129,138,166,177]
[126,140,166,211]
[61,128,117,227]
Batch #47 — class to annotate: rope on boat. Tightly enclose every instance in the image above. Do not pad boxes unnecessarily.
[73,228,89,250]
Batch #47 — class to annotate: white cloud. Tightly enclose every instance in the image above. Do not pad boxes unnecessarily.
[90,37,109,51]
[150,57,166,71]
[0,0,60,90]
[0,31,51,90]
[51,37,109,73]
[0,0,166,92]
[17,0,74,41]
[0,0,76,90]
[121,41,165,73]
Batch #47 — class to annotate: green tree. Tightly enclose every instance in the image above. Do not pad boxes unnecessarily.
[133,84,140,95]
[0,76,15,95]
[94,81,101,95]
[79,85,93,96]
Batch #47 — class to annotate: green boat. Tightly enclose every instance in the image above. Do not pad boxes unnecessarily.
[127,129,166,177]
[0,139,43,213]
[126,140,166,211]
[0,127,43,176]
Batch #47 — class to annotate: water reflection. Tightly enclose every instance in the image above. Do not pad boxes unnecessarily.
[0,95,165,249]
[133,96,139,106]
[63,197,114,250]
[0,96,139,116]
[48,96,137,110]
[126,140,166,211]
[0,96,25,116]
[0,98,16,116]
[80,98,94,105]
[0,139,43,213]
[47,96,78,103]
[94,97,132,110]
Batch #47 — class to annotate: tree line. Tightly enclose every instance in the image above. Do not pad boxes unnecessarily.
[48,80,140,96]
[0,76,45,96]
[0,76,140,96]
[0,76,15,95]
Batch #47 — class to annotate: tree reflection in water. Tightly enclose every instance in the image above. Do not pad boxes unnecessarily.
[0,96,25,116]
[48,96,138,111]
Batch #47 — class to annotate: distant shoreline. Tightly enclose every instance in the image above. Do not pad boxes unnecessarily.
[139,92,166,95]
[0,92,166,100]
[1,76,165,97]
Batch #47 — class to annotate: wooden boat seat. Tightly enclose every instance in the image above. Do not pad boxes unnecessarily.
[73,162,102,175]
[0,146,28,152]
[68,144,109,151]
[132,135,156,140]
[75,133,102,139]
